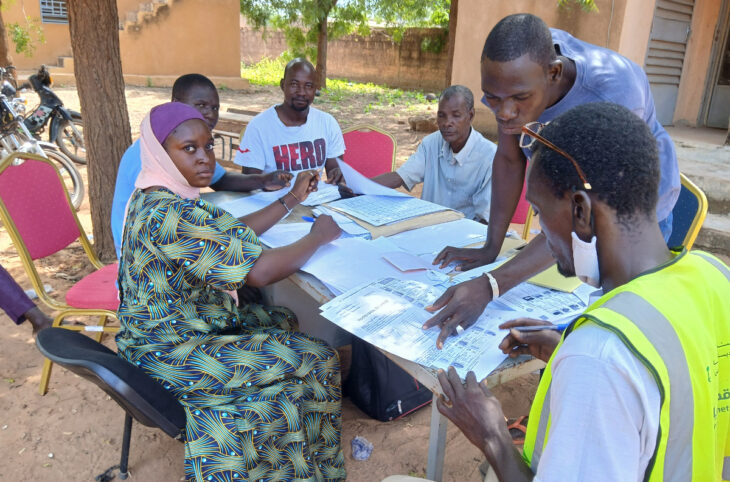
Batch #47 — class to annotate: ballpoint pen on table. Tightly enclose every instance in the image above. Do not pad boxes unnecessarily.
[301,216,316,223]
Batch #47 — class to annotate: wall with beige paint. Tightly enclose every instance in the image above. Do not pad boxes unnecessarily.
[673,0,723,125]
[1,2,71,70]
[2,0,241,80]
[119,0,239,77]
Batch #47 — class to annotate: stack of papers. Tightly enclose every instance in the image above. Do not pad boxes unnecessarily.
[327,195,448,226]
[387,218,488,256]
[320,277,529,380]
[216,181,337,218]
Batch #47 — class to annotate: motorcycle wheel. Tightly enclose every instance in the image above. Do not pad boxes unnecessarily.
[56,116,86,165]
[44,148,84,209]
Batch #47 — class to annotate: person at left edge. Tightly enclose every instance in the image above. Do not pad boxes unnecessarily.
[110,73,292,257]
[234,58,346,184]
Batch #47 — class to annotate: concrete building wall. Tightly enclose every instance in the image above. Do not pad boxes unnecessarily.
[673,0,724,125]
[1,2,72,70]
[2,0,241,81]
[119,0,240,77]
[241,25,449,91]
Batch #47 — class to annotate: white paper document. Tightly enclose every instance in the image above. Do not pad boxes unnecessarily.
[320,278,520,380]
[338,159,408,197]
[313,205,371,238]
[259,222,312,248]
[382,251,433,272]
[327,195,448,226]
[301,237,434,295]
[300,182,341,206]
[387,218,488,256]
[217,195,270,218]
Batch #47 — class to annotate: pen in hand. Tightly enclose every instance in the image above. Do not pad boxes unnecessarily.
[302,216,316,223]
[511,323,570,333]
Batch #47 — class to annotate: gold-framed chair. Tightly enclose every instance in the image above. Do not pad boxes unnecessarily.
[342,124,397,177]
[0,152,119,395]
[667,173,708,250]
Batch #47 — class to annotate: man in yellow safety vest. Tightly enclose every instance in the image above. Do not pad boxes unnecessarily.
[437,102,730,481]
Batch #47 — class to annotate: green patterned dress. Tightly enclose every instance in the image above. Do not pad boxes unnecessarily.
[116,188,345,481]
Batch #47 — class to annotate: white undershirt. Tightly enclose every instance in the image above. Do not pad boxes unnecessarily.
[534,323,661,482]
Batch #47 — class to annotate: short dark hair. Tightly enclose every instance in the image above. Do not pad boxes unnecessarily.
[482,14,556,68]
[171,73,216,100]
[440,85,474,112]
[283,58,316,80]
[531,102,659,223]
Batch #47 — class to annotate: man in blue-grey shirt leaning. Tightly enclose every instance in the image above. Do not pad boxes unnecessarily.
[111,74,292,257]
[372,85,497,222]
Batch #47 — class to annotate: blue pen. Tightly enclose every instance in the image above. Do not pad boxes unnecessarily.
[511,322,570,333]
[301,216,316,223]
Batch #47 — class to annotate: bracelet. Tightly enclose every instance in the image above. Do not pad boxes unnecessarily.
[483,272,500,299]
[278,196,292,214]
[288,190,301,203]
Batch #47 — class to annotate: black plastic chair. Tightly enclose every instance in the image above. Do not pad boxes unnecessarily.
[35,328,186,480]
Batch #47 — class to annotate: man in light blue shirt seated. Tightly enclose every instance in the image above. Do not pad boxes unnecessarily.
[111,73,291,257]
[372,85,497,222]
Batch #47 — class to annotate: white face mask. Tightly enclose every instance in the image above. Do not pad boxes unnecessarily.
[571,232,601,288]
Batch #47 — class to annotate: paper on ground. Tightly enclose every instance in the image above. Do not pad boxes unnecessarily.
[319,277,524,380]
[338,159,408,197]
[386,218,488,256]
[326,195,447,227]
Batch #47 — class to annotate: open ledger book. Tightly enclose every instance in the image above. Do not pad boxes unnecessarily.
[325,159,463,238]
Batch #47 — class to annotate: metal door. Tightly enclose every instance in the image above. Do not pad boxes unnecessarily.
[645,0,695,125]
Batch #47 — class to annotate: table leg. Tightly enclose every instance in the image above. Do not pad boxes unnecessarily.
[426,393,447,481]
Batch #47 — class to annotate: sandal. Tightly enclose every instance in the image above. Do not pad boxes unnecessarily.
[506,415,528,445]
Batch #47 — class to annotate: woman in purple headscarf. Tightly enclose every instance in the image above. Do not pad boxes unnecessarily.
[116,103,345,481]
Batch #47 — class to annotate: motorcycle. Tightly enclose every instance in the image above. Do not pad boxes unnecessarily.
[0,70,84,208]
[20,65,86,165]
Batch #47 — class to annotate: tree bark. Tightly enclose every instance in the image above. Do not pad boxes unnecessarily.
[0,1,14,67]
[444,0,458,87]
[316,18,328,89]
[67,0,131,262]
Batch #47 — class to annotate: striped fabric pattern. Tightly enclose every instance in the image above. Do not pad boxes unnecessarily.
[116,189,345,481]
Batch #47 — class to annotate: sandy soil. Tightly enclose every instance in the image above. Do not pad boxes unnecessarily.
[0,85,538,481]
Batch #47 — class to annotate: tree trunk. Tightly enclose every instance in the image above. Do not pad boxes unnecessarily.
[316,18,328,90]
[67,0,131,262]
[444,0,458,87]
[0,2,14,67]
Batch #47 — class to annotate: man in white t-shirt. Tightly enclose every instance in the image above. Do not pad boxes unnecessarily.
[372,85,496,222]
[234,58,345,184]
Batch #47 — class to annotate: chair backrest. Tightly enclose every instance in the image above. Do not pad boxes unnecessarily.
[668,173,708,249]
[342,125,396,178]
[511,179,531,225]
[36,328,186,439]
[0,154,81,259]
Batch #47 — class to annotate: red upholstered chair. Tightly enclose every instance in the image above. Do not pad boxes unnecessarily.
[0,153,118,395]
[511,180,535,240]
[342,125,396,177]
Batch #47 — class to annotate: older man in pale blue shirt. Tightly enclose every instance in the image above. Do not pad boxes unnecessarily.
[373,85,497,222]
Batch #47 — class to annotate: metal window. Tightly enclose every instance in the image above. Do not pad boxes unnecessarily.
[40,0,68,24]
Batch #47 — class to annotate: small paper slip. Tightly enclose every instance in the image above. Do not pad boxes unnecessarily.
[528,265,582,293]
[382,251,433,272]
[327,195,447,226]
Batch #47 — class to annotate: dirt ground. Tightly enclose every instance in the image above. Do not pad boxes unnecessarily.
[0,85,539,481]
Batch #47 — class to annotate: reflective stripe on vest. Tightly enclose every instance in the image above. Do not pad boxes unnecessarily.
[603,292,692,480]
[524,251,730,480]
